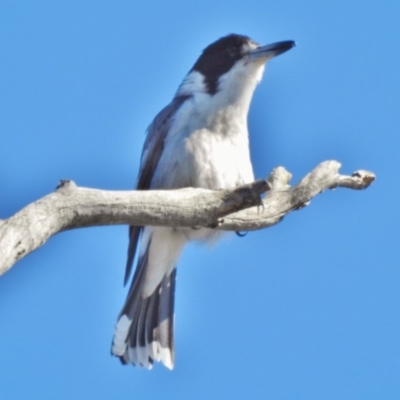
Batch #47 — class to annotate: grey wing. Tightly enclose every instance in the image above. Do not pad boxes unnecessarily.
[124,95,190,285]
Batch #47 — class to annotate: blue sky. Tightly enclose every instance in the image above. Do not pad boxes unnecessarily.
[1,1,399,399]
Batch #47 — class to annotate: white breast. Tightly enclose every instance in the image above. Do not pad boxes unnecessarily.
[184,124,254,189]
[153,92,255,190]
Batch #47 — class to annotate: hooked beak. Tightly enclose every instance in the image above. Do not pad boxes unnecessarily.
[249,40,295,61]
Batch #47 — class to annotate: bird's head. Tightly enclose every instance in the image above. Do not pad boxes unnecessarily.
[177,34,295,101]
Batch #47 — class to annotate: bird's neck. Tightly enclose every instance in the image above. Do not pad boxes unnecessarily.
[176,69,261,132]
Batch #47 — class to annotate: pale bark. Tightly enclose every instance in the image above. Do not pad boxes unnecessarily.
[0,161,375,276]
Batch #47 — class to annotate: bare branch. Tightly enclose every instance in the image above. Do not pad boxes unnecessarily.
[0,161,375,276]
[219,161,375,230]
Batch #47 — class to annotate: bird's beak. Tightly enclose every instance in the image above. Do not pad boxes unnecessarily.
[249,40,295,61]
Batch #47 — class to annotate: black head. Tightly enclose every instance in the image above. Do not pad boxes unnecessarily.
[191,34,257,95]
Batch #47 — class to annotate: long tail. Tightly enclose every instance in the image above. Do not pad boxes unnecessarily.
[112,227,185,369]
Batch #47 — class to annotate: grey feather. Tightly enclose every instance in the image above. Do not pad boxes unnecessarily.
[124,95,190,285]
[117,237,177,367]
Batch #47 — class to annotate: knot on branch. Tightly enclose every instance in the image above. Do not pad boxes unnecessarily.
[56,180,77,191]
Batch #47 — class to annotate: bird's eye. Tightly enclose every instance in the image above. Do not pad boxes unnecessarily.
[227,44,241,57]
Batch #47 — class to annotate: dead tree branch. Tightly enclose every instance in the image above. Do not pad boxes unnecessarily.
[0,160,375,276]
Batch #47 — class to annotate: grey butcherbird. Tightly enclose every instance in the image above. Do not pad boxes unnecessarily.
[112,34,295,369]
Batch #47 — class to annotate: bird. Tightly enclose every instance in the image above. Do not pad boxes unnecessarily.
[111,33,295,369]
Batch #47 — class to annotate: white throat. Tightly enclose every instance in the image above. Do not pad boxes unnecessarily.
[176,60,266,132]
